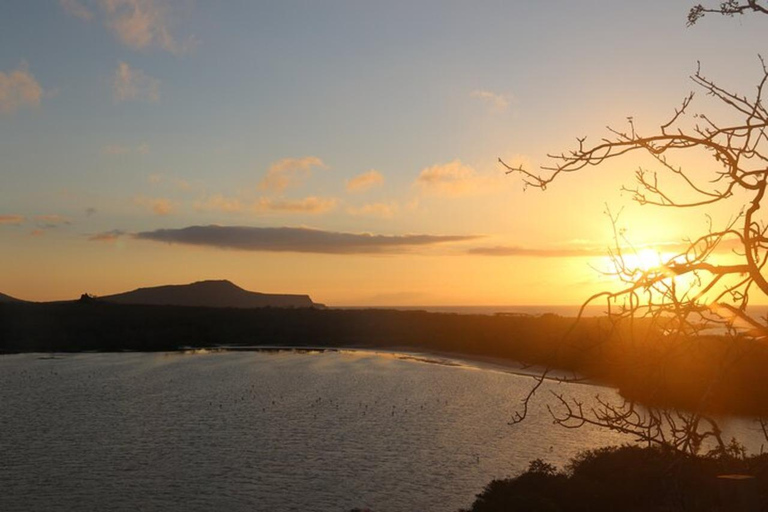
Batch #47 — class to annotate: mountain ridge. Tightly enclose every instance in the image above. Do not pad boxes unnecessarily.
[98,279,319,309]
[0,292,24,303]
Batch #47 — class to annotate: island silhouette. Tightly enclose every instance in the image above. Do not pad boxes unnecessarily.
[97,279,320,309]
[0,292,24,303]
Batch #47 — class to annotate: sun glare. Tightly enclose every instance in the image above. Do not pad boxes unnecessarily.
[632,248,666,272]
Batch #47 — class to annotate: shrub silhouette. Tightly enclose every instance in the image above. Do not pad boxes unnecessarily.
[461,445,768,512]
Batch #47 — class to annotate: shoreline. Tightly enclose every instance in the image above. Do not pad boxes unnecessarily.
[11,343,600,388]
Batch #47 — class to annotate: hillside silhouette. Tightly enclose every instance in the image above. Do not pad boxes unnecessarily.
[0,292,24,303]
[98,280,318,309]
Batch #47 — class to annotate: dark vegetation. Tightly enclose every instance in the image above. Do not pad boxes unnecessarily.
[461,445,768,512]
[3,300,768,417]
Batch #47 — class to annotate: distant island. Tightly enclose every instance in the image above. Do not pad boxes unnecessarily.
[0,292,24,303]
[96,279,322,309]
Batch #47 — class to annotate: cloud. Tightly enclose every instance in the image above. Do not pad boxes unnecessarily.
[134,196,174,215]
[468,245,604,257]
[62,0,193,54]
[134,225,481,254]
[34,215,71,228]
[259,156,327,193]
[147,173,192,191]
[113,61,160,102]
[0,63,44,114]
[196,194,337,215]
[414,160,499,197]
[252,196,337,215]
[347,202,398,218]
[0,215,25,225]
[88,229,126,242]
[102,142,150,155]
[346,170,384,193]
[195,194,244,213]
[59,0,94,20]
[470,89,510,112]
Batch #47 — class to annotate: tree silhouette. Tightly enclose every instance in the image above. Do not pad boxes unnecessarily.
[502,4,768,454]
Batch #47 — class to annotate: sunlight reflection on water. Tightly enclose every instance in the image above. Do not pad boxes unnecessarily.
[0,351,763,512]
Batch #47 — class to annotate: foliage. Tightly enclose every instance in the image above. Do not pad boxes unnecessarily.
[461,445,768,512]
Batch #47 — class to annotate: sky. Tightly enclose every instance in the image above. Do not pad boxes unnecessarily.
[1,0,766,305]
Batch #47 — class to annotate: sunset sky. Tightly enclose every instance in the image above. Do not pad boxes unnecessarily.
[1,1,766,305]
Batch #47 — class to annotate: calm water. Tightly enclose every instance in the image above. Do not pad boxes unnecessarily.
[0,350,764,512]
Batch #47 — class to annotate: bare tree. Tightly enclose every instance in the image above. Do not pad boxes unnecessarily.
[688,0,768,25]
[502,5,768,455]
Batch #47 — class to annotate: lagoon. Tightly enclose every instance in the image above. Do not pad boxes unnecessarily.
[0,350,763,512]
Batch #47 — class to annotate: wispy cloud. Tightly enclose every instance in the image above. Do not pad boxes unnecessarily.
[59,0,94,20]
[0,63,44,114]
[252,196,337,215]
[134,225,481,254]
[347,202,398,218]
[0,215,25,225]
[196,194,337,215]
[88,229,126,242]
[470,89,510,112]
[34,215,71,228]
[468,245,604,257]
[147,173,193,192]
[134,196,174,215]
[195,194,244,213]
[102,142,150,155]
[113,61,160,102]
[61,0,192,54]
[346,170,384,193]
[414,160,500,197]
[259,156,327,193]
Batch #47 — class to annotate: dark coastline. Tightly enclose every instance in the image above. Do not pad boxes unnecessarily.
[2,300,768,417]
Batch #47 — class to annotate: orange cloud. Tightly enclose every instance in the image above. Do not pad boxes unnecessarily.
[258,156,327,193]
[252,196,337,214]
[195,194,244,213]
[61,0,192,54]
[346,170,384,193]
[470,89,510,112]
[415,160,499,197]
[347,202,398,218]
[114,61,160,102]
[34,215,70,228]
[196,193,337,215]
[468,245,603,257]
[0,215,25,225]
[0,63,44,114]
[59,0,94,20]
[89,229,126,242]
[102,0,189,53]
[102,143,150,155]
[135,196,174,215]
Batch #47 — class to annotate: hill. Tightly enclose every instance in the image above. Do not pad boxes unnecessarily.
[99,280,317,309]
[0,292,24,303]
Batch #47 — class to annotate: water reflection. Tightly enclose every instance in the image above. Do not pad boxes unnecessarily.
[0,351,762,512]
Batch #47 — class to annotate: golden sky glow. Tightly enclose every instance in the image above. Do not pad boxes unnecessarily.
[1,2,766,305]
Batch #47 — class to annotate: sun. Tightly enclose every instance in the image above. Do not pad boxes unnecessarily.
[600,247,676,279]
[633,248,665,272]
